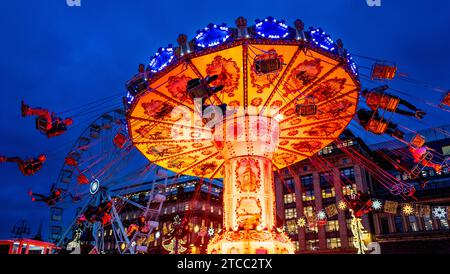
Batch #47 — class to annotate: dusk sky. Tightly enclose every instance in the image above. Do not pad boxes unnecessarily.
[0,0,449,240]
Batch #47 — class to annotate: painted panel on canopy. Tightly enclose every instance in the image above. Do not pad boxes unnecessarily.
[146,63,200,109]
[130,90,195,125]
[280,66,359,123]
[190,45,244,109]
[272,150,305,170]
[142,144,223,178]
[298,90,359,125]
[261,48,339,116]
[130,118,212,144]
[280,116,353,139]
[246,44,299,115]
[278,136,336,150]
[179,153,224,178]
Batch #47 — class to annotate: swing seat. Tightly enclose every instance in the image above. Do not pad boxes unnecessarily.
[254,51,282,75]
[371,62,397,80]
[187,79,223,100]
[126,73,149,96]
[35,117,49,134]
[77,174,90,185]
[410,134,426,148]
[411,163,424,178]
[296,104,317,117]
[366,118,388,134]
[113,133,127,149]
[441,91,450,107]
[65,157,78,167]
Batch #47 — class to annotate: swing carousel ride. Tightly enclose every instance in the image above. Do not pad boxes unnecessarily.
[30,16,449,254]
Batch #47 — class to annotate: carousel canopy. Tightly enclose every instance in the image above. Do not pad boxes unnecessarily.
[127,17,360,179]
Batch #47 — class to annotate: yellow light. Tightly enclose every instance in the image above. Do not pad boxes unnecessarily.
[402,204,414,216]
[194,225,200,233]
[338,200,347,210]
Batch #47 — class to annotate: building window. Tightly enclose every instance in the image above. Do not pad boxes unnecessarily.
[394,216,404,233]
[294,241,300,251]
[322,187,336,199]
[408,216,419,232]
[301,175,313,188]
[319,145,334,155]
[283,178,295,192]
[380,216,390,234]
[326,238,341,249]
[302,190,315,201]
[326,220,339,232]
[442,145,450,156]
[284,193,296,204]
[285,208,297,220]
[423,217,433,231]
[319,172,332,187]
[340,167,355,183]
[307,239,319,251]
[438,219,449,230]
[286,219,298,235]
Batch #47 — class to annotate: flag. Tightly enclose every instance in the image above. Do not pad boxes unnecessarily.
[415,204,431,217]
[326,204,338,217]
[384,201,398,214]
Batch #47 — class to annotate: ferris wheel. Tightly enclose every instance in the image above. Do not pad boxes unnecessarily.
[48,108,172,254]
[48,109,133,243]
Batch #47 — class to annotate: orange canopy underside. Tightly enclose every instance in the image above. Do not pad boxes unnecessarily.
[128,41,360,179]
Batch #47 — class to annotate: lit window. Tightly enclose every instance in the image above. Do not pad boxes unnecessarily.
[294,241,300,251]
[284,193,296,204]
[423,217,433,231]
[302,190,315,201]
[322,187,335,199]
[285,208,297,220]
[408,216,419,232]
[326,220,339,232]
[442,145,450,156]
[438,219,449,230]
[326,238,341,249]
[307,239,319,251]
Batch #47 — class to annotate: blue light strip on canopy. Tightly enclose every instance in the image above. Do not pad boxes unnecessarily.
[195,23,231,48]
[254,17,290,39]
[149,46,175,73]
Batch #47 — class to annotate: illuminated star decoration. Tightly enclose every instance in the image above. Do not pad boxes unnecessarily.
[433,207,448,219]
[317,210,327,220]
[338,200,347,210]
[173,215,181,225]
[402,204,414,216]
[208,227,215,237]
[297,217,306,228]
[372,200,383,210]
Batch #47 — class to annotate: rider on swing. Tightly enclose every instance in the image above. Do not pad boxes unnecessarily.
[0,154,46,176]
[22,101,73,138]
[409,146,442,173]
[29,184,63,206]
[357,109,405,139]
[362,85,426,119]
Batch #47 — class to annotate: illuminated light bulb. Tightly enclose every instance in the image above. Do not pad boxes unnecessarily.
[274,113,284,122]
